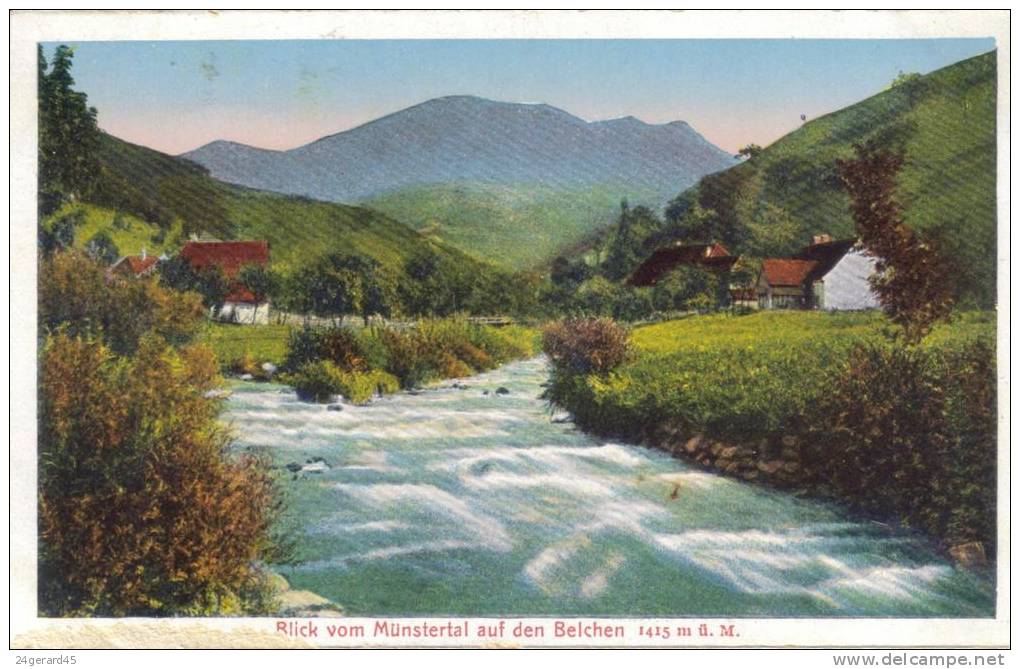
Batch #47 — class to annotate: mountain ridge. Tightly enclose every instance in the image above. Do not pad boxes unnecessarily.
[182,95,736,204]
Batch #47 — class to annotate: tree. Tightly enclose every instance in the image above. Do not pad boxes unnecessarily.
[400,251,474,317]
[39,208,84,257]
[345,256,396,326]
[84,230,120,264]
[651,265,720,314]
[550,255,593,287]
[745,202,801,257]
[836,142,955,342]
[890,71,927,107]
[663,199,722,247]
[735,143,763,160]
[38,45,100,217]
[574,276,623,317]
[602,203,663,281]
[238,264,278,324]
[158,255,229,313]
[303,253,369,324]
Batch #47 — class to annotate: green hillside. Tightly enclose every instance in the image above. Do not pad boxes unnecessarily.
[362,182,668,270]
[72,132,487,273]
[683,51,996,307]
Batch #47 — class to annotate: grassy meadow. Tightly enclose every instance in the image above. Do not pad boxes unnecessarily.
[568,310,994,440]
[198,322,294,370]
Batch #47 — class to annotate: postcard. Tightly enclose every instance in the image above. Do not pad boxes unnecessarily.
[9,9,1011,652]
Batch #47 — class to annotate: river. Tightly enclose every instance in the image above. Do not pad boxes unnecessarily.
[224,357,994,617]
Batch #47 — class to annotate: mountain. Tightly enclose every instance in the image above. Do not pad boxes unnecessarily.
[608,51,997,306]
[68,131,490,274]
[182,96,737,268]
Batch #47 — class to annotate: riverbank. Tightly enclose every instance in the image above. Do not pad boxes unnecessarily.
[542,311,997,566]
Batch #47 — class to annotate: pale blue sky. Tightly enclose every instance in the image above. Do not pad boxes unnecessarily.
[44,38,996,155]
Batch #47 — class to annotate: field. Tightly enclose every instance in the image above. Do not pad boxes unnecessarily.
[573,310,995,440]
[198,322,293,370]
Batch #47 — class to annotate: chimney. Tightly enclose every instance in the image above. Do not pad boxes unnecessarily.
[812,233,832,245]
[141,247,147,260]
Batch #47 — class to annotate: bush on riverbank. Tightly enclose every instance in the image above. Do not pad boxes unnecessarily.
[38,252,283,616]
[281,318,538,399]
[280,360,400,404]
[542,311,997,551]
[804,338,996,549]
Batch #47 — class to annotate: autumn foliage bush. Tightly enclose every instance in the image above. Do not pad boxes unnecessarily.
[281,319,537,394]
[37,252,281,616]
[40,251,204,354]
[805,339,997,549]
[542,318,632,376]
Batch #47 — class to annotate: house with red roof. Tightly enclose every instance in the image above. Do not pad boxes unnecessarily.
[110,250,160,278]
[756,234,879,310]
[626,241,738,287]
[179,240,271,324]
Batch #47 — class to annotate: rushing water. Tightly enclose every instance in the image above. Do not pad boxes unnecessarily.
[224,357,994,617]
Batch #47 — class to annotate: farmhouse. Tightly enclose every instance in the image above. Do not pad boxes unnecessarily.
[627,241,738,287]
[109,249,159,278]
[757,235,879,311]
[179,240,271,324]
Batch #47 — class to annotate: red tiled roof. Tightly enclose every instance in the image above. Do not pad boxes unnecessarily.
[180,241,269,278]
[113,255,159,276]
[761,259,818,287]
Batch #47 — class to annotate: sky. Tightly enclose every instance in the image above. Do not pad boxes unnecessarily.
[45,38,996,156]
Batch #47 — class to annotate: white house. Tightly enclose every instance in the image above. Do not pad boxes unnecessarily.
[179,240,272,325]
[808,244,881,311]
[758,235,879,311]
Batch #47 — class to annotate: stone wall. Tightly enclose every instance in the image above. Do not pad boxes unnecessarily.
[652,421,806,490]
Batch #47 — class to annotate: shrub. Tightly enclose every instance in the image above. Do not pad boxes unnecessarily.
[317,327,367,372]
[468,324,538,362]
[372,327,436,389]
[40,251,205,354]
[281,326,321,373]
[340,369,401,404]
[228,350,260,377]
[282,319,538,393]
[280,360,399,404]
[806,340,997,548]
[39,333,280,616]
[280,360,346,403]
[355,328,390,370]
[542,318,632,376]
